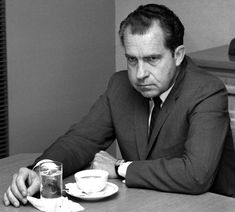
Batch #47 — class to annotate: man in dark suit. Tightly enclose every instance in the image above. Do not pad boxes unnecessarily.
[3,4,235,207]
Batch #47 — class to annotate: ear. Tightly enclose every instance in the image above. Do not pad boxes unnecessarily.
[174,45,185,66]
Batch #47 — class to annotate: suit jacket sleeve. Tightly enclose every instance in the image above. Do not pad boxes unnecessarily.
[31,78,116,178]
[125,79,230,194]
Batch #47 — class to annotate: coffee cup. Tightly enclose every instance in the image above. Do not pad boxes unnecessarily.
[74,169,108,194]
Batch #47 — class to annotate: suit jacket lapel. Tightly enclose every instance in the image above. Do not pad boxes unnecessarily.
[146,62,187,157]
[134,93,149,160]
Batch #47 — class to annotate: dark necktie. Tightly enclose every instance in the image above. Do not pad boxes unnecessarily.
[149,97,162,138]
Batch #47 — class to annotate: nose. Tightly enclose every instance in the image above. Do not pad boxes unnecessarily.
[136,61,148,80]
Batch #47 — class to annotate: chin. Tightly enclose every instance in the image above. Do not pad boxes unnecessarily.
[134,86,160,98]
[140,91,158,99]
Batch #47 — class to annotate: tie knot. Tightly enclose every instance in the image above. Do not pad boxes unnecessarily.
[153,97,162,107]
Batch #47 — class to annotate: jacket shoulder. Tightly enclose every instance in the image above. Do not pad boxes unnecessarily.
[107,70,132,90]
[110,70,129,82]
[185,57,226,89]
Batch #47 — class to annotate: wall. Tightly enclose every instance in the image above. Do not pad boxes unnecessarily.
[7,0,115,154]
[115,0,235,71]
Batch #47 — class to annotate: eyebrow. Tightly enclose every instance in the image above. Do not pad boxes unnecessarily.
[125,53,135,58]
[125,53,161,59]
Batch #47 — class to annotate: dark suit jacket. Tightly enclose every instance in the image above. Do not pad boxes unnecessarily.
[33,56,235,196]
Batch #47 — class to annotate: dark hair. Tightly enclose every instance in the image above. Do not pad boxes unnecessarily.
[119,4,184,53]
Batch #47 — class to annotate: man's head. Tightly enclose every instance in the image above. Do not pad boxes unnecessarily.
[119,4,184,55]
[119,4,185,98]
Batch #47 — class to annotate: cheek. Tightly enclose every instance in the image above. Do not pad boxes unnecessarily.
[155,65,175,86]
[164,67,177,86]
[128,69,136,84]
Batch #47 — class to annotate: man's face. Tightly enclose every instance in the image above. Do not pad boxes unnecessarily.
[123,22,182,98]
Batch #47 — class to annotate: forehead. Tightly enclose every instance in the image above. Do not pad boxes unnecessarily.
[123,22,166,56]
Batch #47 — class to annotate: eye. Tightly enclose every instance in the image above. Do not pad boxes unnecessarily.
[126,56,137,65]
[146,56,159,63]
[149,56,158,61]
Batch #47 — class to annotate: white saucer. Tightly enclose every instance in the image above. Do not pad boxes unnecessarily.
[65,182,119,201]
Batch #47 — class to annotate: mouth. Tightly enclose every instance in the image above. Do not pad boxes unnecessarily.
[138,84,153,88]
[137,84,154,91]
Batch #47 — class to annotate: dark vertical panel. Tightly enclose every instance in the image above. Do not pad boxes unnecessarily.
[0,0,8,158]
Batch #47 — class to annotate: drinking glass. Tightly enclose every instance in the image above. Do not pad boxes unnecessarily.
[39,161,63,200]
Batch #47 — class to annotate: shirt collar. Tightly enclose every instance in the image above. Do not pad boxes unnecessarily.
[149,83,174,107]
[159,83,174,105]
